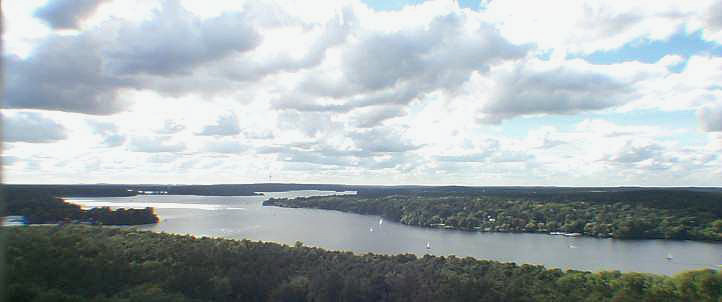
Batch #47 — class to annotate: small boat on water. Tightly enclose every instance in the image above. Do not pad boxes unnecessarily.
[379,218,383,225]
[550,232,581,237]
[666,253,673,261]
[2,216,26,226]
[369,227,374,232]
[426,241,431,250]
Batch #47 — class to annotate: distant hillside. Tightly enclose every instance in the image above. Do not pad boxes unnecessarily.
[3,183,357,197]
[4,183,722,199]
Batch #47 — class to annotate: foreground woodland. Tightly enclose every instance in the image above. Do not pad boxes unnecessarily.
[4,226,721,302]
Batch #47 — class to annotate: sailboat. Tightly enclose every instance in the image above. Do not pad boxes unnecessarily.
[379,218,383,225]
[369,227,374,232]
[426,241,431,250]
[666,253,673,261]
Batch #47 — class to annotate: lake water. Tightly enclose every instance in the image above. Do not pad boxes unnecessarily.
[67,191,722,276]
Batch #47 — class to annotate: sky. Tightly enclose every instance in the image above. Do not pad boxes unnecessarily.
[2,0,722,186]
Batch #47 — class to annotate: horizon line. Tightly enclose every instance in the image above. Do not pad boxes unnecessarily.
[3,182,722,188]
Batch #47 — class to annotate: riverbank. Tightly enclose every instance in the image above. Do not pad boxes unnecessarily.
[22,192,716,275]
[4,190,160,226]
[5,225,721,302]
[264,194,722,241]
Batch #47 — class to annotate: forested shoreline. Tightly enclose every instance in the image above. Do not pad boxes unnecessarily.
[5,184,721,198]
[5,225,721,302]
[4,189,158,225]
[264,193,722,241]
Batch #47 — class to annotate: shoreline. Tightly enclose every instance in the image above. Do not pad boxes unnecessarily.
[264,202,722,243]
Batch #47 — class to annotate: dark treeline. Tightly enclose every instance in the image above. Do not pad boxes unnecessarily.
[3,183,356,197]
[353,186,722,200]
[5,183,722,199]
[82,207,159,225]
[3,184,260,197]
[5,226,721,302]
[265,193,722,241]
[4,184,137,197]
[4,189,158,225]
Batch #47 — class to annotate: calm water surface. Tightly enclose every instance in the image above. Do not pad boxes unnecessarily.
[67,191,722,276]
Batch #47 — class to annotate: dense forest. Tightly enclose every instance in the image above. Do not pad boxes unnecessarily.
[265,193,722,241]
[4,226,720,302]
[4,189,158,225]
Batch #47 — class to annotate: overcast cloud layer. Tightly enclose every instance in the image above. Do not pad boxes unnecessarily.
[2,0,721,186]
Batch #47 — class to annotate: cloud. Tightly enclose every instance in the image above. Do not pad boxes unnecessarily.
[277,111,338,137]
[349,128,421,153]
[197,114,241,136]
[350,105,406,128]
[275,10,528,117]
[156,119,186,134]
[434,138,531,163]
[4,0,722,186]
[698,104,722,132]
[703,0,722,42]
[476,59,642,123]
[2,111,68,143]
[243,128,274,140]
[147,153,180,164]
[5,1,261,115]
[34,0,110,30]
[707,133,722,152]
[482,0,718,53]
[622,56,722,112]
[258,142,358,167]
[604,141,663,164]
[3,37,128,115]
[357,153,419,171]
[87,120,126,147]
[220,6,356,82]
[2,156,20,167]
[258,137,423,169]
[278,150,355,167]
[107,2,260,76]
[128,136,185,153]
[342,14,525,91]
[576,119,642,137]
[435,152,490,163]
[261,141,421,170]
[592,139,698,174]
[706,1,722,29]
[204,139,246,154]
[526,127,566,149]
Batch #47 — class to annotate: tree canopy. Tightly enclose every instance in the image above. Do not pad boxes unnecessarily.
[5,226,720,302]
[265,193,722,241]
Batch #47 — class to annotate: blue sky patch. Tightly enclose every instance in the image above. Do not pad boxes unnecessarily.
[496,109,703,145]
[362,0,481,11]
[579,30,722,72]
